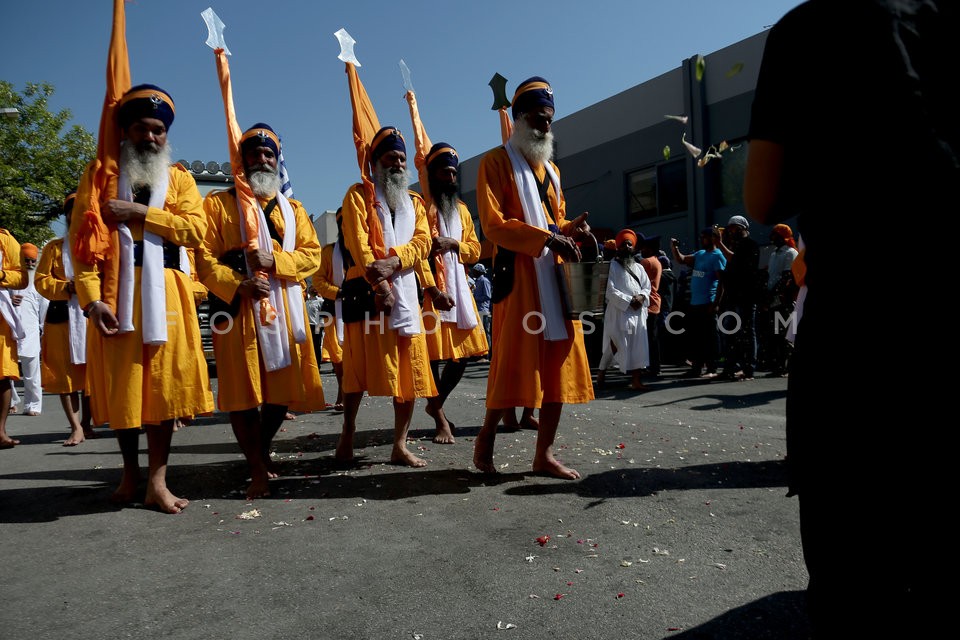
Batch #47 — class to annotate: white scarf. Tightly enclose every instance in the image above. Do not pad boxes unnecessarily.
[60,234,87,364]
[237,192,306,372]
[117,167,170,345]
[375,186,420,337]
[0,247,25,341]
[332,240,345,344]
[435,205,478,330]
[503,140,568,341]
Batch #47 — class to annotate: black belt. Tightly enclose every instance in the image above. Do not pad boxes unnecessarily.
[132,239,183,271]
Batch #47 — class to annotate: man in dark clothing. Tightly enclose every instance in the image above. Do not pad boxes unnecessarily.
[744,1,955,635]
[716,215,759,380]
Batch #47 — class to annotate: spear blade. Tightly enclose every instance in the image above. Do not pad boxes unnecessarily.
[334,28,361,66]
[201,7,230,55]
[399,59,414,93]
[489,72,510,110]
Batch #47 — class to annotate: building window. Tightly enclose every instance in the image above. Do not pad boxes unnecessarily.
[627,159,688,220]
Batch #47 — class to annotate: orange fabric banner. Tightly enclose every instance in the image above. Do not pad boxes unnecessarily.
[72,0,130,311]
[345,62,385,259]
[404,89,445,291]
[214,48,277,325]
[498,107,513,145]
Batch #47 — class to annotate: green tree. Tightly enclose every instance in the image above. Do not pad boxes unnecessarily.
[0,81,95,246]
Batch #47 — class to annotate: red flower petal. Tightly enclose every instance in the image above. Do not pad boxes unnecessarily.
[617,592,625,598]
[536,535,551,546]
[305,515,315,521]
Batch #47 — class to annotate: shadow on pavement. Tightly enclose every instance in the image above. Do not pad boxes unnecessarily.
[504,459,787,500]
[665,590,811,639]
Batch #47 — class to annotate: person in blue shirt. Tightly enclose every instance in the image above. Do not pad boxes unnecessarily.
[471,264,492,352]
[670,227,726,377]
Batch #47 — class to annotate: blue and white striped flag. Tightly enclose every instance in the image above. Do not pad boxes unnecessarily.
[278,136,294,199]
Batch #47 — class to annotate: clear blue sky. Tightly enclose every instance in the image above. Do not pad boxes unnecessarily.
[1,0,802,228]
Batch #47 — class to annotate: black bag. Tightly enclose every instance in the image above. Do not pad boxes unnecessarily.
[45,300,70,324]
[491,248,515,304]
[340,277,376,323]
[320,297,336,317]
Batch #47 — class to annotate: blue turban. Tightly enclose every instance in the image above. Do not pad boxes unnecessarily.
[117,84,175,130]
[371,126,405,163]
[426,142,459,172]
[511,76,554,120]
[240,123,280,157]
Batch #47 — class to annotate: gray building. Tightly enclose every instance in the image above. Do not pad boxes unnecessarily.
[457,31,792,259]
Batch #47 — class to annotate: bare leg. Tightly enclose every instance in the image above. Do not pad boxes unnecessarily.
[230,408,270,499]
[520,407,539,430]
[531,402,580,479]
[426,359,466,444]
[61,393,85,446]
[629,370,648,390]
[80,394,95,438]
[473,408,505,473]
[260,403,287,478]
[143,421,188,513]
[0,380,18,448]
[332,362,344,408]
[391,398,426,467]
[111,428,141,503]
[336,391,363,462]
[501,407,520,429]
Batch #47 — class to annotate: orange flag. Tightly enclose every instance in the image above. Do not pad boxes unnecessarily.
[213,48,277,325]
[404,89,446,291]
[498,107,513,145]
[72,0,130,311]
[344,62,386,259]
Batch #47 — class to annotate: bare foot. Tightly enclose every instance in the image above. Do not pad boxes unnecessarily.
[245,474,271,500]
[629,381,649,391]
[284,412,296,421]
[109,470,140,504]
[335,434,355,463]
[145,484,189,514]
[391,446,427,468]
[82,426,98,439]
[520,416,539,431]
[425,404,456,444]
[63,430,85,447]
[532,454,581,480]
[473,429,497,473]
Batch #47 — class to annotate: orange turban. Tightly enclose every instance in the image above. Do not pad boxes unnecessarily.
[21,243,39,260]
[615,229,637,248]
[772,224,797,249]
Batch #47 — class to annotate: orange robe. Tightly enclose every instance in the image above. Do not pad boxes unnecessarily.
[34,238,86,394]
[312,243,342,365]
[339,184,437,401]
[476,148,594,408]
[69,163,215,429]
[0,229,26,379]
[198,190,324,413]
[421,202,488,361]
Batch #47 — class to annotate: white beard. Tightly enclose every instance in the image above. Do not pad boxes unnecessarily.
[511,117,554,166]
[120,140,172,189]
[248,168,281,199]
[375,165,410,212]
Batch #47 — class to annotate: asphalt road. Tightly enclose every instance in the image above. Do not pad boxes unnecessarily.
[0,362,809,640]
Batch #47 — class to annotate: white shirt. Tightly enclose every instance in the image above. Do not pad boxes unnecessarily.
[16,269,48,359]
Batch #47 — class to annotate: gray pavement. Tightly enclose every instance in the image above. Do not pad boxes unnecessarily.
[0,363,809,640]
